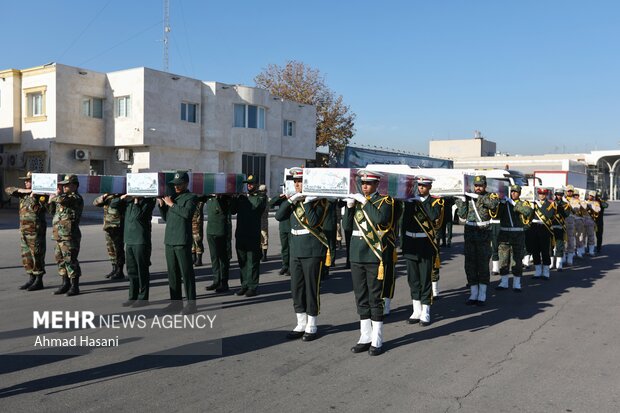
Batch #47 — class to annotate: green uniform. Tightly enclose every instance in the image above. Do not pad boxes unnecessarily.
[322,199,338,266]
[160,190,197,301]
[192,197,207,254]
[124,197,156,300]
[595,197,608,251]
[49,192,84,279]
[93,194,126,268]
[275,198,327,316]
[269,195,291,272]
[531,199,556,266]
[231,192,267,291]
[497,198,533,276]
[206,196,232,287]
[5,187,48,277]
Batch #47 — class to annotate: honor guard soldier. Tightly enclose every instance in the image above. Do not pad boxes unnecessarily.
[4,171,48,291]
[275,167,329,342]
[594,191,608,253]
[205,195,233,292]
[48,174,84,296]
[402,176,443,326]
[550,188,570,271]
[121,195,156,307]
[259,184,269,262]
[345,170,395,355]
[455,175,500,306]
[584,191,601,256]
[531,188,556,279]
[230,175,267,297]
[191,196,208,267]
[489,198,502,276]
[495,185,533,292]
[93,193,126,280]
[564,185,577,265]
[269,192,292,276]
[158,171,198,314]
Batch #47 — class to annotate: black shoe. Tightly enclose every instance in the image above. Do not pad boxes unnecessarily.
[66,278,80,296]
[236,287,248,296]
[122,300,136,307]
[54,277,71,295]
[105,264,117,279]
[261,251,268,262]
[465,299,477,305]
[286,331,304,340]
[279,268,287,275]
[351,343,371,353]
[27,275,44,291]
[419,320,431,327]
[110,265,125,281]
[513,288,522,293]
[245,289,257,297]
[20,275,36,290]
[192,253,197,265]
[205,283,219,291]
[368,346,383,356]
[181,303,197,315]
[407,318,420,324]
[302,332,318,342]
[476,300,486,307]
[433,295,440,301]
[194,254,203,267]
[132,300,149,308]
[215,284,230,293]
[495,285,508,291]
[163,302,183,313]
[284,271,291,277]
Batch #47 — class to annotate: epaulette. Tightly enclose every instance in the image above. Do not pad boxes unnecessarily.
[489,193,499,199]
[432,197,444,207]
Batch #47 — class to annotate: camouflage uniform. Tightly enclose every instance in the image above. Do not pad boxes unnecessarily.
[567,195,586,261]
[93,194,126,277]
[191,196,207,266]
[584,193,601,255]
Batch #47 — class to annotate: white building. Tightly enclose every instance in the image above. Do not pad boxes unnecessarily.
[0,63,316,196]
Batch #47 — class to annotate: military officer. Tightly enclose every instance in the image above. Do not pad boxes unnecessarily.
[595,192,608,253]
[4,171,48,291]
[345,170,395,355]
[158,171,198,314]
[191,195,208,267]
[48,174,84,296]
[93,193,126,280]
[455,175,500,306]
[259,184,269,262]
[205,195,232,292]
[495,185,533,292]
[269,192,291,276]
[402,176,443,326]
[275,167,328,342]
[121,195,156,307]
[584,190,601,256]
[230,175,267,297]
[550,188,570,271]
[530,188,556,279]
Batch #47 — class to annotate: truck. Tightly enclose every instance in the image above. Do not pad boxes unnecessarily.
[533,171,587,191]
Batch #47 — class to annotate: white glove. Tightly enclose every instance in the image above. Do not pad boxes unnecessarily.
[455,195,466,202]
[352,193,367,205]
[408,196,421,202]
[289,193,304,203]
[466,192,479,199]
[345,198,355,208]
[303,196,317,204]
[508,197,516,206]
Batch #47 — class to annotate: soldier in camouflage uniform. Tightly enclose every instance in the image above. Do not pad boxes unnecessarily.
[584,191,601,256]
[93,193,126,280]
[455,175,500,306]
[48,174,84,296]
[192,196,208,267]
[495,185,533,292]
[550,188,571,271]
[4,171,48,291]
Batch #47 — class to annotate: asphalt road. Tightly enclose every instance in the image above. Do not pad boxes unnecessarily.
[0,204,618,413]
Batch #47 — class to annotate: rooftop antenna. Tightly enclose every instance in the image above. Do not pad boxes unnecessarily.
[163,0,171,71]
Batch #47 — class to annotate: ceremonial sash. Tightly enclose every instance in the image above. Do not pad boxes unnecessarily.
[412,199,441,270]
[293,199,332,266]
[353,195,394,280]
[534,201,556,247]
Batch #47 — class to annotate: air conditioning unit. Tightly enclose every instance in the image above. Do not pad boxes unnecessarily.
[116,148,132,162]
[0,154,7,168]
[74,149,90,161]
[7,152,24,169]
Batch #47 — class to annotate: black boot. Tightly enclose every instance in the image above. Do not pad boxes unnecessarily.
[54,276,71,295]
[27,275,44,291]
[192,253,197,265]
[105,264,117,279]
[110,264,125,280]
[262,249,268,262]
[66,278,80,296]
[19,275,36,290]
[194,254,203,267]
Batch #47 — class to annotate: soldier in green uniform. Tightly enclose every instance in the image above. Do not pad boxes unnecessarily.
[345,170,395,355]
[191,196,208,267]
[121,195,156,307]
[455,175,500,306]
[158,171,198,314]
[275,167,328,342]
[4,171,48,291]
[550,188,571,271]
[495,185,533,292]
[93,193,126,280]
[48,174,84,296]
[402,176,443,326]
[269,192,291,276]
[531,188,557,280]
[230,175,267,297]
[205,195,232,292]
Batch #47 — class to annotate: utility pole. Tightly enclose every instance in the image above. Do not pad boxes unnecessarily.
[163,0,170,71]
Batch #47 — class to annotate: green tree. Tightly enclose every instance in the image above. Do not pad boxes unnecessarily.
[254,60,356,164]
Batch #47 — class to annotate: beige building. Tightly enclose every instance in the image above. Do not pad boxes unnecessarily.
[0,63,316,197]
[429,132,497,159]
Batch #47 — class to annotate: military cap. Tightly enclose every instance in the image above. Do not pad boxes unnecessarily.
[565,184,575,192]
[243,174,257,184]
[59,174,79,185]
[169,171,189,185]
[473,175,487,185]
[415,175,435,186]
[588,190,596,197]
[289,167,303,179]
[357,169,383,182]
[510,184,522,193]
[554,187,565,194]
[537,187,549,194]
[19,171,33,180]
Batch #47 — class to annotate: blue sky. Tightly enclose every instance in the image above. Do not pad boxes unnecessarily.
[3,0,619,155]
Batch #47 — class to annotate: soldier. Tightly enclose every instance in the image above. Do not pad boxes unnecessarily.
[530,188,556,279]
[455,175,500,306]
[93,193,126,280]
[259,184,269,262]
[584,190,601,256]
[191,196,208,267]
[569,189,587,260]
[436,196,454,248]
[205,195,232,292]
[564,185,578,265]
[550,188,570,271]
[595,191,608,253]
[158,171,198,314]
[402,176,443,326]
[489,200,501,276]
[345,170,395,356]
[4,171,48,291]
[121,195,156,307]
[275,167,328,342]
[495,185,533,292]
[230,175,267,297]
[48,174,84,296]
[269,192,291,276]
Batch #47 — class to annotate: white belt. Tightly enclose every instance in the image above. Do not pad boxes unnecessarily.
[465,221,490,227]
[291,229,310,236]
[405,231,427,238]
[551,225,563,229]
[531,219,544,224]
[352,230,364,237]
[500,227,524,232]
[490,219,501,224]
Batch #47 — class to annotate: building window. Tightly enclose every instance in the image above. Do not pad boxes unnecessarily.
[82,97,103,119]
[115,96,131,118]
[24,86,47,122]
[283,120,295,137]
[242,153,266,185]
[234,104,265,129]
[181,102,198,123]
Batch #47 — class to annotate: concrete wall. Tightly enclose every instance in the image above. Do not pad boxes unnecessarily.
[0,69,22,144]
[106,67,145,147]
[429,138,496,159]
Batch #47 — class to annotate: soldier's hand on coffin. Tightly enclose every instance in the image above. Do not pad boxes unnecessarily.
[345,198,355,208]
[156,198,164,207]
[467,192,479,199]
[289,193,304,203]
[352,193,367,205]
[304,196,317,204]
[454,195,466,201]
[163,196,174,207]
